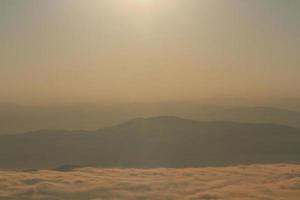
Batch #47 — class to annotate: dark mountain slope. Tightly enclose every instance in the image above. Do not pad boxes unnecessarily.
[0,116,299,169]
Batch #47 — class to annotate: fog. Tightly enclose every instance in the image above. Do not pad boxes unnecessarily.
[0,164,299,200]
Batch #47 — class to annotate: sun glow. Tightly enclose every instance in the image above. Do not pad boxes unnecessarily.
[117,0,167,14]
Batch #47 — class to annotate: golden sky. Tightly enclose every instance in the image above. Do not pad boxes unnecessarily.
[0,0,299,104]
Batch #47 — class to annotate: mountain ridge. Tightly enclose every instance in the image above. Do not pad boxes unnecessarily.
[0,116,299,169]
[1,104,300,135]
[9,115,299,137]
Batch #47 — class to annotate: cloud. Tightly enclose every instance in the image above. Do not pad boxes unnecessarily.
[0,164,300,200]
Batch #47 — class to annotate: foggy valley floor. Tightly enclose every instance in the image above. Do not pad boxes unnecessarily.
[0,164,300,200]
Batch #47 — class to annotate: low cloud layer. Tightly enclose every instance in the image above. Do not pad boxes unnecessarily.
[0,164,300,200]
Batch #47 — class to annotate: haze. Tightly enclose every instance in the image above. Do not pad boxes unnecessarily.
[1,0,299,105]
[1,2,300,199]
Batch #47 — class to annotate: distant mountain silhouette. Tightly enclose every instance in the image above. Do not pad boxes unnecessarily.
[1,104,300,135]
[52,164,86,172]
[0,116,299,169]
[204,106,300,128]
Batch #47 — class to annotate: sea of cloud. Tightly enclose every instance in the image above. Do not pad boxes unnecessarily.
[0,164,300,200]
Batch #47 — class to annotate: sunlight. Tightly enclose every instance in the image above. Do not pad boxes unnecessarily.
[118,0,165,14]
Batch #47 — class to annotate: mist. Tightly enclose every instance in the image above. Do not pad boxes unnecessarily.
[1,0,300,105]
[1,164,300,200]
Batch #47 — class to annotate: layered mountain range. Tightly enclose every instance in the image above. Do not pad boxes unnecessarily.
[0,116,299,169]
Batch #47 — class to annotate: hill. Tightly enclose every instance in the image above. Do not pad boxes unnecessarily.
[0,116,299,169]
[1,104,300,135]
[203,106,300,128]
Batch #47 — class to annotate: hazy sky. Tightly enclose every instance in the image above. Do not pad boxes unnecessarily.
[1,0,299,104]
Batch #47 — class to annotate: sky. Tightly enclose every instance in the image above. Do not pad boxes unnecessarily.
[0,0,299,105]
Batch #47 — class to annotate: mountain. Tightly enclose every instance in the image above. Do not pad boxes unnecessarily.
[1,103,300,135]
[0,116,299,169]
[203,106,300,128]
